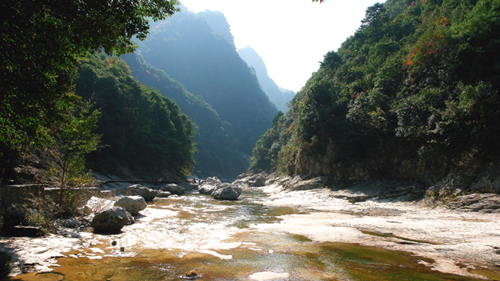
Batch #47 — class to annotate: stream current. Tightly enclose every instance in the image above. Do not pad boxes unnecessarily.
[13,188,493,280]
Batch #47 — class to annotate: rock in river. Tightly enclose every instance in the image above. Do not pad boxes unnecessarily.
[126,184,158,201]
[114,196,147,215]
[212,183,242,200]
[198,177,222,195]
[91,207,134,233]
[162,183,185,195]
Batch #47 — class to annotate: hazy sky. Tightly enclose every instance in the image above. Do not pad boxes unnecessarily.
[180,0,384,92]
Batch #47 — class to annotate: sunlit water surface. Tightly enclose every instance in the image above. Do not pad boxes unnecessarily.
[12,190,488,280]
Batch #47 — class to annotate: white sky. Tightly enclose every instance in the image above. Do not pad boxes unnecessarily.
[180,0,384,92]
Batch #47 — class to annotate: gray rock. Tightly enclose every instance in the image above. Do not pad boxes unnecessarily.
[114,196,147,215]
[248,175,266,187]
[211,183,242,200]
[199,177,222,194]
[91,207,134,233]
[156,191,171,198]
[287,176,328,191]
[448,193,500,213]
[126,184,158,201]
[162,183,185,195]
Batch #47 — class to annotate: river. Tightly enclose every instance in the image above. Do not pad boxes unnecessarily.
[7,183,500,280]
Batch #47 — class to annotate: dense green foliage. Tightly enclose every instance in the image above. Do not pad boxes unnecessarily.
[134,8,278,154]
[251,0,500,184]
[75,54,195,176]
[122,53,248,178]
[1,0,180,181]
[51,102,101,188]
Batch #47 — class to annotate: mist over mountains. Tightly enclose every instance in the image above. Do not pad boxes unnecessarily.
[238,46,295,112]
[123,6,287,178]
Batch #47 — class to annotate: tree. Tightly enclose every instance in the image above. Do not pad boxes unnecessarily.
[0,0,180,179]
[50,101,101,204]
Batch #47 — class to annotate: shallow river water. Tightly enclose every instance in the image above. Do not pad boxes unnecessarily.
[11,189,497,280]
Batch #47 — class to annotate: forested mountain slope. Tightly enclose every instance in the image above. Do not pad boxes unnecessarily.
[75,54,195,179]
[122,53,248,178]
[251,0,500,192]
[133,8,278,154]
[198,10,235,46]
[238,46,295,112]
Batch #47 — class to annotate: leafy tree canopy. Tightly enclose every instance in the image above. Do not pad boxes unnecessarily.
[251,0,500,185]
[75,54,195,177]
[1,0,179,180]
[0,0,179,152]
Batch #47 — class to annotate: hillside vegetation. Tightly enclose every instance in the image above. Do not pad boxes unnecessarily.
[0,0,182,183]
[251,0,500,191]
[75,54,195,178]
[122,53,248,178]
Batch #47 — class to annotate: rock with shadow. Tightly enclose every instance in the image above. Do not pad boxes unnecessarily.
[162,183,185,195]
[91,207,134,233]
[211,183,242,200]
[198,177,222,195]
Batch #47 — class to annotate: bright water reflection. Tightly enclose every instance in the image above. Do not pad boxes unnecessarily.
[12,191,487,280]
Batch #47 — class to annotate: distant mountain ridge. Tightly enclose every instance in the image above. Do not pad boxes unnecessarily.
[198,10,235,46]
[136,8,278,154]
[238,46,295,112]
[122,53,248,178]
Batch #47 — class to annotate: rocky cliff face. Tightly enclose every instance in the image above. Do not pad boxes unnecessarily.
[291,143,500,196]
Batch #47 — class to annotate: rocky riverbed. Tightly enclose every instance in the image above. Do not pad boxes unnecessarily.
[1,174,500,280]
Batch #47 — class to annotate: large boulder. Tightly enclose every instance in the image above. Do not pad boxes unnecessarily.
[211,183,242,200]
[199,177,222,194]
[162,183,185,195]
[126,184,158,201]
[114,196,147,215]
[91,207,133,233]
